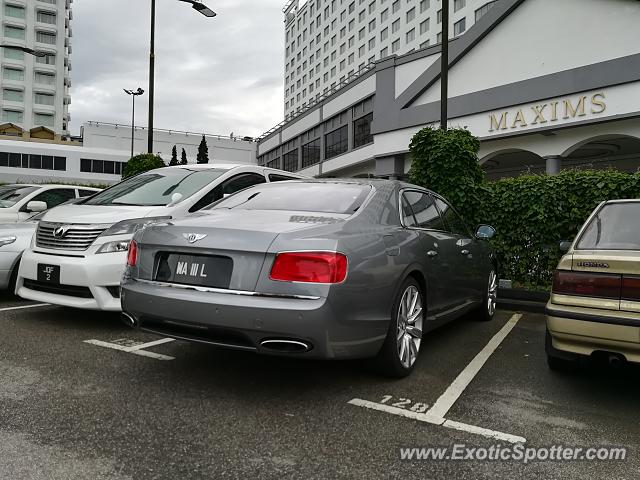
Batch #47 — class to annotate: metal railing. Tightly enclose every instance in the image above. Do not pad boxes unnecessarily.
[257,61,377,143]
[84,121,256,143]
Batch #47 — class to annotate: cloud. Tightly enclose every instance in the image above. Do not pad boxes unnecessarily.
[70,0,285,138]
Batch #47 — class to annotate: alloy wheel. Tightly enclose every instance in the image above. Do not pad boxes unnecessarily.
[396,285,424,369]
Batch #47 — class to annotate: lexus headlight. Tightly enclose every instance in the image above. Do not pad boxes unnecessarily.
[96,240,130,254]
[100,216,171,237]
[0,236,16,247]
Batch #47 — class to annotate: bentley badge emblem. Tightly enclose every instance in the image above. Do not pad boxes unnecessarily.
[183,233,207,244]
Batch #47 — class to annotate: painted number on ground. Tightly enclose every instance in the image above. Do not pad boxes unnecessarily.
[379,395,429,413]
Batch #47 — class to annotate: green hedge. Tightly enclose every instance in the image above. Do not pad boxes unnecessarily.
[122,153,165,179]
[409,127,640,290]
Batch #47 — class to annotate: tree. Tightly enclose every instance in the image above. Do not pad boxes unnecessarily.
[122,153,165,179]
[181,148,188,165]
[196,135,209,164]
[169,145,178,166]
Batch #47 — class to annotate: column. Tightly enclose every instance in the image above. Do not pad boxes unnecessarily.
[545,155,562,175]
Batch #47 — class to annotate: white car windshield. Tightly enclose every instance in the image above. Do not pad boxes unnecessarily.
[83,168,229,207]
[0,185,38,208]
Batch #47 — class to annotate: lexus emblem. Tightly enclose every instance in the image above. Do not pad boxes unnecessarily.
[53,226,70,238]
[183,233,207,244]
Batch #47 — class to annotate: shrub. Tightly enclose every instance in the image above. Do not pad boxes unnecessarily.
[408,126,640,290]
[122,153,165,179]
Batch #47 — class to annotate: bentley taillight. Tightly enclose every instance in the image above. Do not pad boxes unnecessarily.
[126,240,138,266]
[269,252,348,284]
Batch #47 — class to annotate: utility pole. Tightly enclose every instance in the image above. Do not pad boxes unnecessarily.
[440,0,449,130]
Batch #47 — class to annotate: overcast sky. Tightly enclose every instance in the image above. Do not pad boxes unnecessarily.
[70,0,285,138]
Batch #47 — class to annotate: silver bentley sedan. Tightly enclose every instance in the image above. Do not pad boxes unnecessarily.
[121,179,497,377]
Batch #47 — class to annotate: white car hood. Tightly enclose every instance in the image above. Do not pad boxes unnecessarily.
[0,221,37,234]
[41,205,167,225]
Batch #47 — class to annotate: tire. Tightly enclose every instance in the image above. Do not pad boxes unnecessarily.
[545,329,580,372]
[473,268,497,322]
[8,261,19,296]
[374,277,425,378]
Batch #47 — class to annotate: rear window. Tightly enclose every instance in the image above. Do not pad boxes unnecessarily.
[209,182,371,214]
[576,202,640,250]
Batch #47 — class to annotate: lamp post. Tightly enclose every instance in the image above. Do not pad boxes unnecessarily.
[440,0,449,130]
[147,0,216,154]
[124,88,145,159]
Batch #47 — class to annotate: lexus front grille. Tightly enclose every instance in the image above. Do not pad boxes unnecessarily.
[36,222,109,251]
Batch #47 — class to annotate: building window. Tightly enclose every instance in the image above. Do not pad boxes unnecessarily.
[0,153,66,171]
[406,28,415,43]
[454,18,466,36]
[325,125,348,159]
[380,46,388,58]
[392,19,400,33]
[368,37,375,50]
[4,26,25,40]
[35,93,55,105]
[3,68,24,81]
[81,159,124,175]
[406,7,415,22]
[2,110,23,123]
[283,149,299,172]
[381,8,388,22]
[3,48,24,61]
[36,31,56,44]
[369,19,376,32]
[5,4,25,18]
[391,38,400,53]
[35,72,55,85]
[437,9,442,23]
[37,11,57,24]
[392,0,400,13]
[475,0,498,21]
[266,158,280,169]
[353,113,373,148]
[454,0,466,12]
[38,0,57,4]
[302,138,321,167]
[380,27,389,41]
[3,89,23,102]
[420,19,429,34]
[420,0,429,13]
[437,31,442,43]
[34,113,54,127]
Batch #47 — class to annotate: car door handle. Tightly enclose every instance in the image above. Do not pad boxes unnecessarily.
[427,250,438,257]
[460,249,470,255]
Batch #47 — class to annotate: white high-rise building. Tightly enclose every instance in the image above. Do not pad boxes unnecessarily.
[283,0,498,116]
[0,0,72,138]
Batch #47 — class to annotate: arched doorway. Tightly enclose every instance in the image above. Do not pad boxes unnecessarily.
[480,149,545,181]
[561,135,640,173]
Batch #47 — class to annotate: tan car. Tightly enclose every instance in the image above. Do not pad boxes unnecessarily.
[546,199,640,370]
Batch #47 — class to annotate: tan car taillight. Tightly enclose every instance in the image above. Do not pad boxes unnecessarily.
[621,276,640,301]
[552,270,621,299]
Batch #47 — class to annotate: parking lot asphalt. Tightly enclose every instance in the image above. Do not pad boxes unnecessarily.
[1,293,638,479]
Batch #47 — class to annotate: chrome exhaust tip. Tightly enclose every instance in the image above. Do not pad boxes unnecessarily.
[121,312,138,329]
[260,339,312,353]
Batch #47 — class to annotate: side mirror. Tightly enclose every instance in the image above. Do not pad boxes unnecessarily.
[475,224,496,240]
[559,241,572,252]
[166,192,183,207]
[26,201,47,212]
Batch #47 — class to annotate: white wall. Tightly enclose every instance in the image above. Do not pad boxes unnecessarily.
[413,0,640,105]
[81,122,257,164]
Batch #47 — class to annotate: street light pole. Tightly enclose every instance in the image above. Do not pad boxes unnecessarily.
[124,88,145,159]
[147,0,216,154]
[440,0,449,131]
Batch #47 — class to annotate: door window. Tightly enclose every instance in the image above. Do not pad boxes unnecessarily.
[402,191,445,230]
[189,173,266,212]
[28,188,76,210]
[269,173,299,182]
[434,197,470,237]
[78,189,97,197]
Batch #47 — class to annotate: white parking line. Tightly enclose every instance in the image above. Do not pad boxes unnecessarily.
[127,338,175,351]
[84,339,175,361]
[0,303,50,312]
[348,313,526,443]
[428,313,522,419]
[348,398,525,443]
